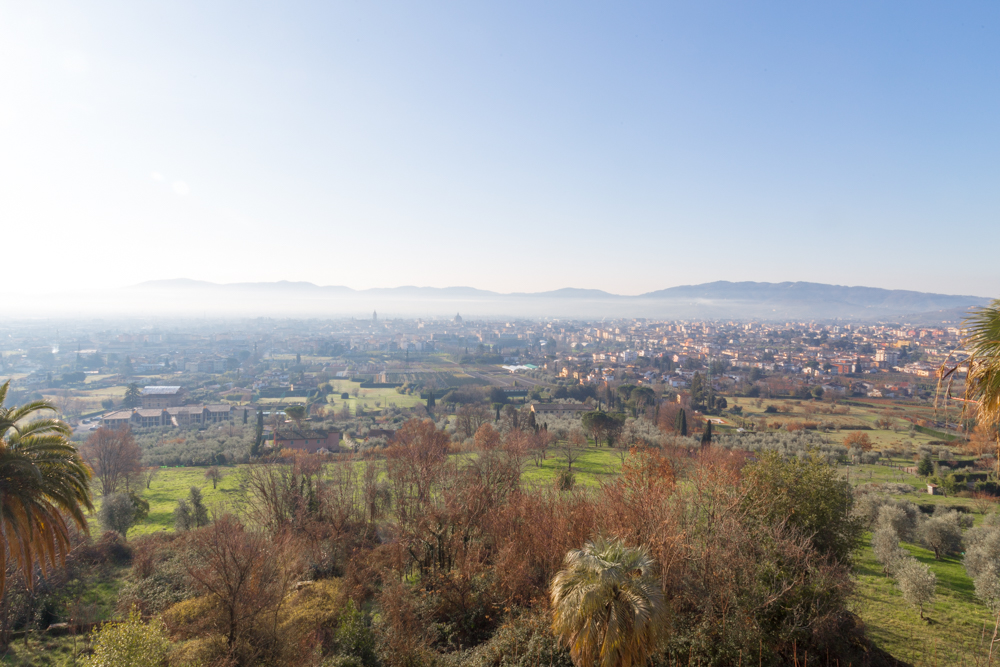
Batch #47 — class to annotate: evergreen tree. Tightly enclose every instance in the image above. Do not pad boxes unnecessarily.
[701,420,713,446]
[917,454,933,477]
[122,382,142,408]
[690,372,710,412]
[676,408,688,436]
[250,410,264,458]
[188,487,210,527]
[426,390,435,412]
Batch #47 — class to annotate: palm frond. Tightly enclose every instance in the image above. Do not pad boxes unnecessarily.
[551,536,667,667]
[0,389,93,597]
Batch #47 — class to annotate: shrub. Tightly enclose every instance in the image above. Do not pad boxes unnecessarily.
[555,469,575,491]
[450,610,573,667]
[743,452,862,563]
[173,487,210,531]
[117,534,194,615]
[99,493,138,540]
[82,608,170,667]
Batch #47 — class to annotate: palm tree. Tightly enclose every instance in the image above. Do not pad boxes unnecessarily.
[946,301,1000,477]
[0,381,93,597]
[550,536,666,667]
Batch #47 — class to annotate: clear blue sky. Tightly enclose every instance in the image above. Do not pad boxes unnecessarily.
[1,2,998,297]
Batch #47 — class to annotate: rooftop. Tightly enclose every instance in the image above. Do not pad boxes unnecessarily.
[142,386,182,395]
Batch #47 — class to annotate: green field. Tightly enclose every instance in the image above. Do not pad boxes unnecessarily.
[521,444,622,488]
[853,540,995,665]
[91,466,244,539]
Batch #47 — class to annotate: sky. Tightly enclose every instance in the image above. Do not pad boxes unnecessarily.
[1,2,998,298]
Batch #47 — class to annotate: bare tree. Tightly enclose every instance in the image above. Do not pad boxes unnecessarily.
[82,427,143,496]
[875,409,896,431]
[973,491,998,516]
[142,466,159,490]
[530,429,554,467]
[206,466,224,489]
[456,404,491,440]
[184,515,301,658]
[560,428,587,474]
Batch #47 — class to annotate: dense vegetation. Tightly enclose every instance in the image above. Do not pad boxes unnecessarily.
[4,410,905,667]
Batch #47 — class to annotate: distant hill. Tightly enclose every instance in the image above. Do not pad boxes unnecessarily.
[121,279,991,321]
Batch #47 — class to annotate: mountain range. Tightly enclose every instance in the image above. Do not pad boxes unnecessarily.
[124,280,991,321]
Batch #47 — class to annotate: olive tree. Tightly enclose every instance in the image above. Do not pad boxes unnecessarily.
[896,558,936,619]
[872,525,907,576]
[964,519,1000,609]
[918,511,965,560]
[98,493,137,540]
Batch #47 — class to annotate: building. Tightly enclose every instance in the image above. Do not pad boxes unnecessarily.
[165,404,235,426]
[273,428,342,453]
[874,349,900,369]
[141,386,185,409]
[103,403,235,429]
[529,402,587,419]
[184,358,226,374]
[102,409,139,429]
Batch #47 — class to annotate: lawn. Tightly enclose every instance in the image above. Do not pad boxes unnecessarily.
[90,466,245,539]
[521,444,622,489]
[852,539,996,666]
[91,440,624,540]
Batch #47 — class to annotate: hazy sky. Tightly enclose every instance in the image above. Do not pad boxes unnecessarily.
[1,2,998,297]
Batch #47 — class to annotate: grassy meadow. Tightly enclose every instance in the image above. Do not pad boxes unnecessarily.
[90,466,245,539]
[853,540,995,666]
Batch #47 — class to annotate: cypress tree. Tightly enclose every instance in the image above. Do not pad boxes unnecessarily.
[676,409,687,437]
[251,410,264,458]
[427,390,435,412]
[701,420,713,446]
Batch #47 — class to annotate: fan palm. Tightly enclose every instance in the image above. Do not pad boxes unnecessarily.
[0,381,93,597]
[550,536,666,667]
[942,301,1000,476]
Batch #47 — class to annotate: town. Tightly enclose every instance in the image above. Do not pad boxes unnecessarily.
[0,314,970,443]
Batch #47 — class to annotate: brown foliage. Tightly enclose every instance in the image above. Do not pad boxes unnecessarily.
[474,422,502,452]
[174,515,302,664]
[843,431,873,451]
[456,403,492,440]
[82,426,143,496]
[973,491,998,515]
[385,419,451,515]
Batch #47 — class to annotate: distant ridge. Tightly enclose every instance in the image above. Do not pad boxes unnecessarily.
[126,279,991,321]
